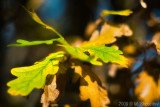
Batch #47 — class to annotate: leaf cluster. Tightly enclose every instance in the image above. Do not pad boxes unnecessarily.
[7,7,133,107]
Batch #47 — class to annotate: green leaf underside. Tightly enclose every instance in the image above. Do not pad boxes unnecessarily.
[7,52,64,96]
[102,9,132,16]
[82,45,128,67]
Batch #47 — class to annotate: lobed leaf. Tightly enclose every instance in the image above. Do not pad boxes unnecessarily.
[7,51,65,96]
[82,45,128,67]
[73,64,110,107]
[81,23,132,47]
[57,38,102,65]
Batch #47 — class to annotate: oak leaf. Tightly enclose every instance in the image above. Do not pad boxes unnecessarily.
[81,23,132,47]
[135,71,160,104]
[73,63,110,107]
[82,45,128,67]
[7,52,64,96]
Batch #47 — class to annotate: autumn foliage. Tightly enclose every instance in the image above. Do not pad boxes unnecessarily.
[6,2,160,107]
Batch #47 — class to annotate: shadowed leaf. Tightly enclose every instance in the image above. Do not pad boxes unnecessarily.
[72,62,110,107]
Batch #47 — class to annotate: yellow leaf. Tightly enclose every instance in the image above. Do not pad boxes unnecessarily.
[81,23,132,47]
[73,63,110,107]
[102,10,133,16]
[135,71,160,104]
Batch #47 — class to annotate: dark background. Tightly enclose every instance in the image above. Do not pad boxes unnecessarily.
[1,0,160,107]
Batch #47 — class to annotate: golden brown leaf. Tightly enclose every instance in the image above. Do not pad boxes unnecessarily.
[135,71,160,104]
[123,44,136,54]
[81,23,132,47]
[72,63,110,107]
[152,32,160,55]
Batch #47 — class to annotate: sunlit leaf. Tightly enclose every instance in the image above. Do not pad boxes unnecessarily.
[7,52,65,96]
[102,9,132,16]
[82,45,128,67]
[73,64,110,107]
[81,23,132,47]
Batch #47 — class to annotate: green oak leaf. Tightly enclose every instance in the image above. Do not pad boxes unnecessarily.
[82,45,128,67]
[57,40,102,65]
[7,51,65,96]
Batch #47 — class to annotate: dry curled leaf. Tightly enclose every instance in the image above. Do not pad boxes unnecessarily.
[41,75,59,107]
[152,33,160,55]
[81,23,132,47]
[135,71,160,105]
[41,61,68,107]
[41,74,67,107]
[72,62,110,107]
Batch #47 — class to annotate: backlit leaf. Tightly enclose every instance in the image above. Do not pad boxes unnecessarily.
[82,45,128,67]
[7,52,65,96]
[102,9,132,16]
